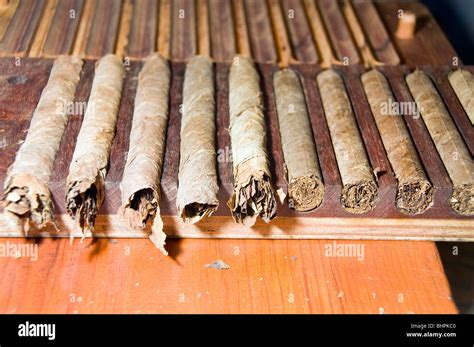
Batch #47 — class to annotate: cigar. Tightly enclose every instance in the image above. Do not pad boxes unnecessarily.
[407,70,474,216]
[3,56,83,232]
[362,69,433,214]
[448,69,474,125]
[66,54,125,231]
[119,53,170,254]
[317,69,378,213]
[273,68,324,211]
[176,56,219,223]
[227,55,277,226]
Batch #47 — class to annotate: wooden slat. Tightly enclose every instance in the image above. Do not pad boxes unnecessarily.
[0,0,19,41]
[42,0,85,57]
[280,0,318,63]
[126,0,158,59]
[0,0,46,57]
[171,0,196,60]
[71,0,94,56]
[352,0,400,65]
[244,0,276,62]
[267,0,292,66]
[157,0,171,58]
[317,0,359,64]
[114,0,132,58]
[197,0,210,56]
[209,0,236,61]
[27,0,58,57]
[1,214,473,241]
[84,0,122,58]
[231,0,251,57]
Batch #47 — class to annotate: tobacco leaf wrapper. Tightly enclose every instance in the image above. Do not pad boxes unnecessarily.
[317,69,378,213]
[176,56,219,223]
[273,69,324,212]
[3,56,83,231]
[66,54,125,231]
[362,69,433,214]
[448,69,474,125]
[407,70,474,215]
[119,53,170,255]
[227,55,277,226]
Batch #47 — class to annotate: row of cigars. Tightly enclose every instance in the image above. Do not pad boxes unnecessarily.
[2,53,473,253]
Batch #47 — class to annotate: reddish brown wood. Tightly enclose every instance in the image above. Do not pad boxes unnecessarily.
[280,0,318,63]
[209,0,236,62]
[0,238,457,313]
[171,0,196,60]
[244,0,276,62]
[352,0,400,65]
[126,0,158,59]
[317,0,359,64]
[376,2,458,67]
[85,0,123,58]
[42,0,84,57]
[0,0,46,56]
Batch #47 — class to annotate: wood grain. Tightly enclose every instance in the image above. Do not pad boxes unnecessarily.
[0,0,46,57]
[126,0,158,59]
[209,0,236,61]
[171,0,196,60]
[0,237,457,313]
[42,0,84,57]
[84,0,122,58]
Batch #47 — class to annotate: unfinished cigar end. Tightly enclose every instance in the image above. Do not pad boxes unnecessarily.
[451,184,474,216]
[288,176,324,212]
[341,181,378,214]
[397,180,433,215]
[66,175,104,232]
[3,174,57,231]
[228,174,277,227]
[180,203,218,224]
[149,215,168,256]
[119,188,158,228]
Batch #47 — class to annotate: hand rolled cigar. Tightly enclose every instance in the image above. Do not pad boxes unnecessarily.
[362,69,433,214]
[317,69,378,213]
[119,53,170,254]
[176,55,219,223]
[3,56,83,232]
[448,69,474,125]
[407,70,474,216]
[227,55,277,226]
[273,68,324,211]
[66,54,125,231]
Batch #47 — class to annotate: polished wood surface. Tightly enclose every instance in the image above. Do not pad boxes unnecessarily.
[0,238,457,313]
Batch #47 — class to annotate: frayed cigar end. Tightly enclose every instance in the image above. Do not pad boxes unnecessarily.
[3,174,57,232]
[397,180,433,215]
[119,188,158,228]
[288,176,324,212]
[66,175,104,231]
[149,214,168,256]
[451,184,474,216]
[180,202,218,224]
[341,181,378,214]
[228,174,277,227]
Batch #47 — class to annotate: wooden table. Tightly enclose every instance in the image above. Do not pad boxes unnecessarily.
[0,237,456,313]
